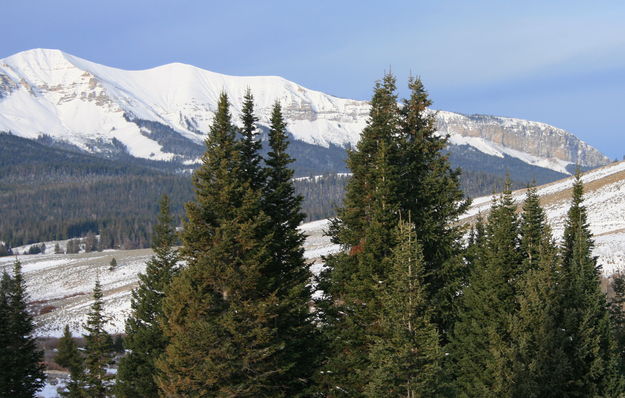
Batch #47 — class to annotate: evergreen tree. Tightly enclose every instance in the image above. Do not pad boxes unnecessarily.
[116,194,180,398]
[262,101,318,395]
[239,88,263,189]
[510,188,569,397]
[609,271,625,390]
[108,258,117,271]
[56,325,85,398]
[365,220,442,397]
[83,277,113,397]
[318,73,468,395]
[0,271,12,395]
[317,73,402,394]
[559,174,620,396]
[450,185,520,397]
[158,93,304,396]
[397,76,470,339]
[0,260,45,398]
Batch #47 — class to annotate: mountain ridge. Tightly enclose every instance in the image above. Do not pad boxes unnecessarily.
[0,48,610,175]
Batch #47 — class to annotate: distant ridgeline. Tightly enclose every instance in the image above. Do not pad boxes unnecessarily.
[0,132,586,250]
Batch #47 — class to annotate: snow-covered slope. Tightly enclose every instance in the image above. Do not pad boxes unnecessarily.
[0,49,609,172]
[4,161,625,337]
[0,221,335,337]
[464,160,625,274]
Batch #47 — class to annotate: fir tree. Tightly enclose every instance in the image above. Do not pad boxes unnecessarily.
[116,194,180,398]
[108,258,117,271]
[365,220,442,397]
[0,260,45,398]
[559,173,620,396]
[158,93,303,396]
[450,185,520,397]
[56,325,85,398]
[609,271,625,392]
[83,276,113,398]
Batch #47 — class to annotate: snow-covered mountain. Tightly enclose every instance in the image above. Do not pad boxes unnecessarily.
[0,49,609,174]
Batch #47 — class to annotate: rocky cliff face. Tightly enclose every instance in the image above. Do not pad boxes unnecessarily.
[436,112,609,167]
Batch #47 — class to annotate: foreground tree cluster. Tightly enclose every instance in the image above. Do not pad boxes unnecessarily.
[4,75,625,397]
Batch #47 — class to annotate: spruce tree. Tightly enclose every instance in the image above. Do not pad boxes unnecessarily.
[365,220,442,397]
[83,276,113,398]
[510,187,569,397]
[158,93,305,396]
[559,174,620,396]
[450,185,520,397]
[239,88,263,189]
[0,271,12,395]
[397,76,470,339]
[262,101,318,395]
[609,271,625,392]
[0,260,45,398]
[116,194,180,398]
[317,73,402,394]
[318,73,468,395]
[56,325,85,398]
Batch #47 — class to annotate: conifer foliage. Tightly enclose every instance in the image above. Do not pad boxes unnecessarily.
[559,174,620,396]
[55,325,85,398]
[317,73,468,395]
[365,220,442,397]
[83,277,113,398]
[158,92,315,396]
[0,260,45,398]
[116,194,180,397]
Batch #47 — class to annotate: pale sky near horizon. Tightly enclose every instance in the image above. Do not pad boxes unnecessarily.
[4,0,625,159]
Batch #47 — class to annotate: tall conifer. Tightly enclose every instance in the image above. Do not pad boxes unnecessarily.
[158,93,310,396]
[397,77,470,339]
[0,261,45,398]
[317,73,401,394]
[83,277,113,398]
[116,195,179,397]
[262,101,318,395]
[559,174,618,396]
[318,73,468,395]
[365,220,442,397]
[56,325,86,398]
[451,185,520,397]
[510,187,569,397]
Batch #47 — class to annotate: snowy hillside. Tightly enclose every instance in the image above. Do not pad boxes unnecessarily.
[0,221,335,337]
[0,49,609,173]
[4,161,625,337]
[464,160,625,274]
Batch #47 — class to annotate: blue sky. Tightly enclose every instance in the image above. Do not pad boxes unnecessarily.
[4,1,625,158]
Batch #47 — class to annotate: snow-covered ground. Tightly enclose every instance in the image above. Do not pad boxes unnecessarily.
[462,160,625,275]
[0,220,337,338]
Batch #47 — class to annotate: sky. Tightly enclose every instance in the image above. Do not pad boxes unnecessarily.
[4,0,625,159]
